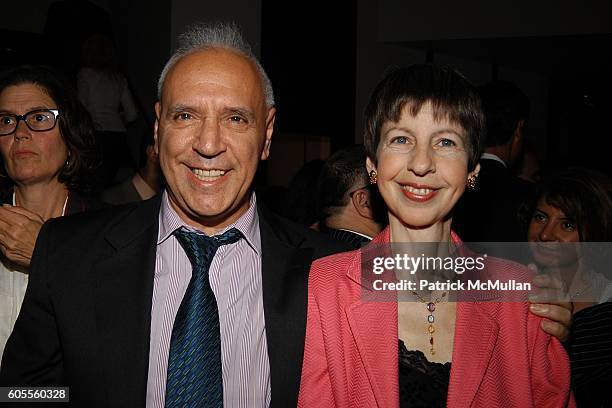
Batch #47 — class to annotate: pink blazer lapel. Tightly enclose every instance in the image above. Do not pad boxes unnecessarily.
[343,228,500,407]
[344,232,399,408]
[448,302,499,407]
[346,298,399,408]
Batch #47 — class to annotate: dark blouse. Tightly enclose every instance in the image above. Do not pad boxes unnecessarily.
[0,188,105,215]
[398,339,451,408]
[567,302,612,408]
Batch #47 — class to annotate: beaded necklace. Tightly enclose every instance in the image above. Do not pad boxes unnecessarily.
[410,291,447,355]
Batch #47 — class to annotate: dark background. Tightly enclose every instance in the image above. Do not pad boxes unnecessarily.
[2,0,612,184]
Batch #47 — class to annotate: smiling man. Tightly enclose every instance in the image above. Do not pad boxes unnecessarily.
[156,41,275,234]
[0,22,347,407]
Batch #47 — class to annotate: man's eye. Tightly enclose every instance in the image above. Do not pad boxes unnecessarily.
[229,115,246,123]
[175,113,193,121]
[33,114,49,122]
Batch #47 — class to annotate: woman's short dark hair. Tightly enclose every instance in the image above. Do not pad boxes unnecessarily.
[0,65,99,193]
[363,64,485,171]
[533,167,612,242]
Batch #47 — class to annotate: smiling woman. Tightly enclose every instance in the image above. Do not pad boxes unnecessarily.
[525,167,612,407]
[299,65,575,407]
[0,65,102,362]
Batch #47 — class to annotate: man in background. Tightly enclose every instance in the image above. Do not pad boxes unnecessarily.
[316,145,384,247]
[100,137,162,204]
[453,80,535,242]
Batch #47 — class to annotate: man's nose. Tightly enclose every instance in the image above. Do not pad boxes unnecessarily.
[193,118,225,157]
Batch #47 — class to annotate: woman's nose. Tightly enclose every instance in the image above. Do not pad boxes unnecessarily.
[538,222,557,242]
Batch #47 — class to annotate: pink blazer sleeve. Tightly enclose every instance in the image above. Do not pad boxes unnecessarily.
[528,312,576,408]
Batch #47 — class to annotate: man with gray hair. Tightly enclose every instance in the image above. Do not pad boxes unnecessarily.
[1,22,347,407]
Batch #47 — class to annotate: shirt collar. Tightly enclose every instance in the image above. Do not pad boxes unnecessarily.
[337,228,373,240]
[158,190,261,255]
[480,152,507,167]
[132,172,157,200]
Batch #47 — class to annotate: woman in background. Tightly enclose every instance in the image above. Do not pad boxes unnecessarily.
[77,34,139,186]
[527,167,612,407]
[0,65,101,360]
[299,64,574,407]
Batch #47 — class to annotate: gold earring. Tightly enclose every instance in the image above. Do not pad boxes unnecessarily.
[467,174,478,190]
[369,170,377,185]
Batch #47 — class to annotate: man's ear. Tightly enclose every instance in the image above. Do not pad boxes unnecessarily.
[261,107,276,160]
[513,119,525,145]
[352,189,374,220]
[153,101,161,155]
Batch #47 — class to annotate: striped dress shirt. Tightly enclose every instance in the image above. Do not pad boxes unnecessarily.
[146,191,271,407]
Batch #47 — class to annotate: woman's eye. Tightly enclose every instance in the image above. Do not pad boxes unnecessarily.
[532,212,547,223]
[561,222,576,232]
[0,116,14,125]
[438,138,456,147]
[392,136,407,144]
[34,114,48,122]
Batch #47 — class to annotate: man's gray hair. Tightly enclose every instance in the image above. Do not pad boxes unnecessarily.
[157,22,274,108]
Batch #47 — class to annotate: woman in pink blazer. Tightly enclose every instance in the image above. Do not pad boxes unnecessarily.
[298,65,574,407]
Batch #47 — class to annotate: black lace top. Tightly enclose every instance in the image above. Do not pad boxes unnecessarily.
[398,339,451,408]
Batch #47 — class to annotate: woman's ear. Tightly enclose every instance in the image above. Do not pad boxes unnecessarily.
[468,162,481,180]
[366,156,376,174]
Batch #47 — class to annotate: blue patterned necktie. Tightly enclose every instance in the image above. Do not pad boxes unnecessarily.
[165,227,243,408]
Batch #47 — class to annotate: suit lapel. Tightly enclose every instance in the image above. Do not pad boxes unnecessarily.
[92,197,160,406]
[258,207,313,408]
[447,302,499,407]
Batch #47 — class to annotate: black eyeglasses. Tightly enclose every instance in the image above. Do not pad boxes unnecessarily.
[0,109,60,136]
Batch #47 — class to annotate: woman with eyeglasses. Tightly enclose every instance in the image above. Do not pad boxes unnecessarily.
[0,65,101,360]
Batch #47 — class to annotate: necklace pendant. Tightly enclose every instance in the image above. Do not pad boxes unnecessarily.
[427,314,435,323]
[427,302,436,312]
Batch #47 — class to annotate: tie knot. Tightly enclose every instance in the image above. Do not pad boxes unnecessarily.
[214,227,243,245]
[173,227,243,269]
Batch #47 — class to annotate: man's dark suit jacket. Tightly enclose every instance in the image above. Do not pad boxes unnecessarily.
[452,158,535,243]
[320,226,371,249]
[0,194,349,407]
